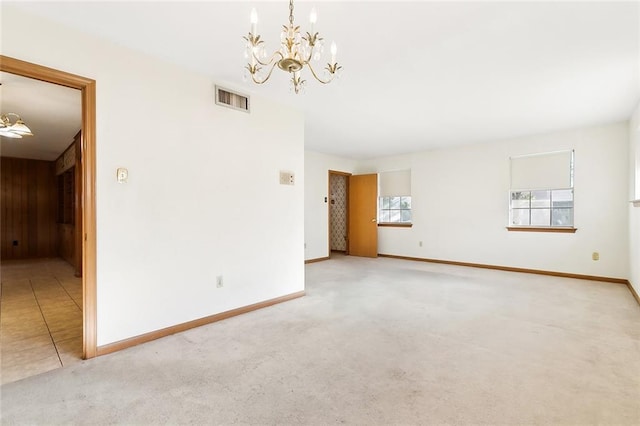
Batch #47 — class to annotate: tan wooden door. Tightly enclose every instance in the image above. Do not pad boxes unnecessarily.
[348,173,378,257]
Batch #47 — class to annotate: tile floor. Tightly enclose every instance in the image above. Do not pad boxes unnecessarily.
[0,258,83,385]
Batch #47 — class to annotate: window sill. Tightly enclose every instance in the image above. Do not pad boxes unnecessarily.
[632,200,640,207]
[378,223,413,228]
[506,227,577,233]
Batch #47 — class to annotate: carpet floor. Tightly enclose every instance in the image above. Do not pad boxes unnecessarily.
[1,255,639,425]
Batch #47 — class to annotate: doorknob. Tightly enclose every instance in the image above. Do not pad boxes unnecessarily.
[371,218,377,222]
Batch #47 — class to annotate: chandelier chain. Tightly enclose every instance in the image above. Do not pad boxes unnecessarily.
[289,0,294,26]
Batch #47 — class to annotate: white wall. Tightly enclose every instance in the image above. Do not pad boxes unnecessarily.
[629,103,640,293]
[356,123,630,279]
[2,6,305,346]
[304,151,356,260]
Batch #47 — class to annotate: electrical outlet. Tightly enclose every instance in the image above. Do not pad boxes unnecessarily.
[419,241,423,247]
[216,275,224,288]
[592,252,599,261]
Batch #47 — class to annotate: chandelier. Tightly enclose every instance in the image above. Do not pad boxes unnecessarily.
[243,0,342,94]
[0,113,33,139]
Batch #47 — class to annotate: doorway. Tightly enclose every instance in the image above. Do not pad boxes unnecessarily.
[328,171,350,257]
[0,56,97,370]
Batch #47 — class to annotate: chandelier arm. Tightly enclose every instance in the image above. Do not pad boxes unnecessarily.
[253,49,285,67]
[249,61,281,84]
[306,62,334,84]
[302,47,313,65]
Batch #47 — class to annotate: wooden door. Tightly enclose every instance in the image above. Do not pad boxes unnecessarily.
[348,173,378,257]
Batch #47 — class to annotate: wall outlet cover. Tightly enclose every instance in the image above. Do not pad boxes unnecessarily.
[279,171,294,185]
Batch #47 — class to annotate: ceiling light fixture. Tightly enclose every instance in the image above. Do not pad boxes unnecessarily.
[0,113,34,139]
[243,0,342,94]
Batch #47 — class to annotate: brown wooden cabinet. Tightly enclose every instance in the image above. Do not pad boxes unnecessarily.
[55,131,82,276]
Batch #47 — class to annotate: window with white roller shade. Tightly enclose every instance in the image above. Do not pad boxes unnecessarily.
[378,170,412,224]
[509,150,575,229]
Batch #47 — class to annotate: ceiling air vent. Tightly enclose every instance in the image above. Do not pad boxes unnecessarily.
[215,86,250,113]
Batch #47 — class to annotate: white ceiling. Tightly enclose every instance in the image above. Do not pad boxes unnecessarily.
[6,1,640,159]
[0,72,81,161]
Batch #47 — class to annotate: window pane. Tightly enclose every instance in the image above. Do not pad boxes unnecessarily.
[531,190,550,208]
[379,197,384,210]
[400,196,411,209]
[390,197,400,209]
[381,210,390,222]
[531,208,551,226]
[511,191,530,208]
[401,210,412,222]
[552,189,573,208]
[511,209,530,225]
[382,197,390,209]
[390,210,401,222]
[552,208,573,226]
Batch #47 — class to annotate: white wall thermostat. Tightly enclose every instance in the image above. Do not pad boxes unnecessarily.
[117,168,128,184]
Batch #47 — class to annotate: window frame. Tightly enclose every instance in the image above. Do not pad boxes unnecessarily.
[508,188,576,232]
[378,195,412,227]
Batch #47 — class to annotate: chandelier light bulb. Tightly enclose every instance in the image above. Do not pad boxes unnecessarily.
[309,8,317,32]
[250,8,258,34]
[330,41,337,64]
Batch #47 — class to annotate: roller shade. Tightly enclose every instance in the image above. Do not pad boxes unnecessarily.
[379,169,411,196]
[510,150,573,190]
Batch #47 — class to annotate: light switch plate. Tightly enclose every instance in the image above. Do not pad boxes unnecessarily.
[117,168,128,183]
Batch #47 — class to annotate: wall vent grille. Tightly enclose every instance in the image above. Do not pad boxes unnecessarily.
[215,86,250,112]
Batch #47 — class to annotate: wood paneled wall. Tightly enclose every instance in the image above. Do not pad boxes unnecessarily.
[1,157,58,259]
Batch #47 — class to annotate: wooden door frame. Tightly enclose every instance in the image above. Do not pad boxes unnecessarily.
[328,170,351,256]
[1,55,97,359]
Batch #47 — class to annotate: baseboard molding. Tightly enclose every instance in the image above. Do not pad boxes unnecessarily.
[305,256,330,264]
[627,281,640,306]
[96,290,305,356]
[378,254,628,285]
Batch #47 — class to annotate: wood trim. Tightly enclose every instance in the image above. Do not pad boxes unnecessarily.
[378,254,629,284]
[328,170,352,177]
[627,281,640,306]
[507,227,577,233]
[305,256,330,264]
[96,291,305,356]
[1,56,98,359]
[82,81,97,359]
[378,223,413,228]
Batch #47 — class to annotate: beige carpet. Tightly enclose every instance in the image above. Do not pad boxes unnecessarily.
[1,255,639,425]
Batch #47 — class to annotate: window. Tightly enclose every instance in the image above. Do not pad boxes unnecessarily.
[509,150,575,231]
[510,189,573,227]
[378,169,412,225]
[379,196,412,223]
